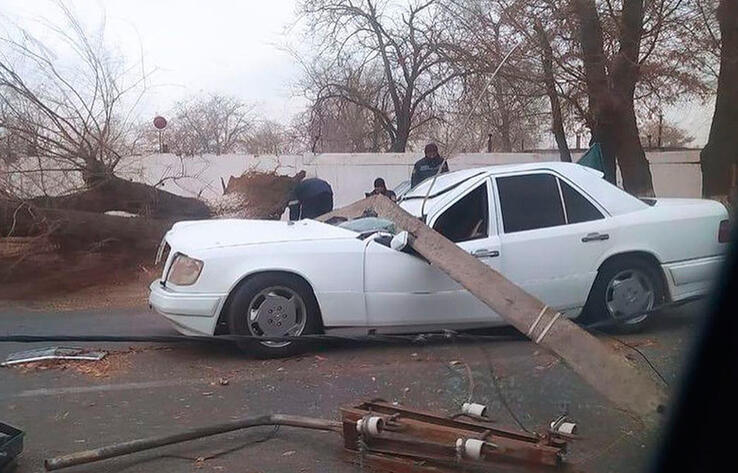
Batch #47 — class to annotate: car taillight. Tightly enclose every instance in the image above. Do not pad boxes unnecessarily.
[719,219,731,243]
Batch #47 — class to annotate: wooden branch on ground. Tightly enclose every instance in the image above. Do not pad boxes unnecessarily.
[320,196,667,417]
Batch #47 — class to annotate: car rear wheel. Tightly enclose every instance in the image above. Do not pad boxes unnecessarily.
[581,257,665,333]
[227,273,321,358]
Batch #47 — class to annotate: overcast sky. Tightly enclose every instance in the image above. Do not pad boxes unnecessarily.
[1,0,715,146]
[2,0,305,123]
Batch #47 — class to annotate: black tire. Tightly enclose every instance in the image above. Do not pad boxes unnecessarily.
[580,256,666,333]
[227,273,322,358]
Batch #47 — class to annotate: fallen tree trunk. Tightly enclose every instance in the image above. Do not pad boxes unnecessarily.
[1,199,171,251]
[323,196,667,417]
[29,175,211,219]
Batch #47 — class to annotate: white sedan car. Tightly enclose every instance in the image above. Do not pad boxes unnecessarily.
[150,162,730,356]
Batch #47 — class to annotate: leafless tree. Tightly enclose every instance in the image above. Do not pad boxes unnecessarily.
[641,119,696,148]
[245,119,302,155]
[438,0,551,154]
[569,0,721,195]
[700,0,738,197]
[0,2,149,188]
[166,94,255,156]
[296,62,391,152]
[297,0,468,152]
[0,1,209,230]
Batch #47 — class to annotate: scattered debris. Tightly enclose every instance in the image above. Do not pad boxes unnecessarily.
[1,347,106,366]
[3,348,140,378]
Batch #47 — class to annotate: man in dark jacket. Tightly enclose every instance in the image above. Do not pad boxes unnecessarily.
[365,177,397,201]
[411,143,449,188]
[288,177,333,219]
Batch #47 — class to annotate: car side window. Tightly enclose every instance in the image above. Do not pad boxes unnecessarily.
[560,179,604,223]
[433,183,489,243]
[497,174,565,233]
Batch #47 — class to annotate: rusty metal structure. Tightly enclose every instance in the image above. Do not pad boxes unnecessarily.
[341,400,570,472]
[43,400,572,472]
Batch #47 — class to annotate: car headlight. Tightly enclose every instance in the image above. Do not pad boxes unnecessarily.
[167,254,204,286]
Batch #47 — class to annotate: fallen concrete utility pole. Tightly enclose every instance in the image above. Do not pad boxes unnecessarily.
[322,195,667,417]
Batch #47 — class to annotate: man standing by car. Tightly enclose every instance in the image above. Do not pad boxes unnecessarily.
[411,143,449,187]
[288,177,333,219]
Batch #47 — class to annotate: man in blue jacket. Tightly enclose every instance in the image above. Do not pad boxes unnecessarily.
[288,177,333,219]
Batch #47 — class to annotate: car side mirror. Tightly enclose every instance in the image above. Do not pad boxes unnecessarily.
[390,231,413,252]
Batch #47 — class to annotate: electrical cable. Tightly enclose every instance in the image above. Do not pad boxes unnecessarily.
[418,42,522,220]
[0,296,705,348]
[478,344,533,434]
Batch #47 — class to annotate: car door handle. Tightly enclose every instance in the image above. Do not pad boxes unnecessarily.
[582,232,610,242]
[471,249,500,258]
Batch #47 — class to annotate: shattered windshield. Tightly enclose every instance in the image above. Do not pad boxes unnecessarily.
[338,217,397,235]
[1,1,734,473]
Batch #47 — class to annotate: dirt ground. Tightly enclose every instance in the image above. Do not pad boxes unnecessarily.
[0,237,155,311]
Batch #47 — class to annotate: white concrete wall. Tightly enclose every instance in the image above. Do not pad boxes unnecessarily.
[302,150,703,205]
[3,150,703,206]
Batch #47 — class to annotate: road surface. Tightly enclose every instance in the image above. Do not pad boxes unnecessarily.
[0,302,707,473]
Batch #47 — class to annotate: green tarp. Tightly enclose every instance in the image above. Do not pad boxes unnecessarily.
[577,143,604,173]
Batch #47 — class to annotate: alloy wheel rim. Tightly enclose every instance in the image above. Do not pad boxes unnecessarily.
[247,286,307,347]
[605,269,655,325]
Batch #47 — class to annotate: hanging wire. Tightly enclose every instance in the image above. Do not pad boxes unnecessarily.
[419,42,522,220]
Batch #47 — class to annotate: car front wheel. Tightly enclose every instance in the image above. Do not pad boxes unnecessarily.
[581,257,665,333]
[227,273,321,358]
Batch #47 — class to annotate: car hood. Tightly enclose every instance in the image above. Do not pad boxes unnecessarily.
[164,219,358,252]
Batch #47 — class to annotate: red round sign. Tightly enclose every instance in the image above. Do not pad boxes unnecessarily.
[153,116,167,129]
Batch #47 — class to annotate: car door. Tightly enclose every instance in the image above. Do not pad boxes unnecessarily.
[363,178,503,328]
[493,171,614,313]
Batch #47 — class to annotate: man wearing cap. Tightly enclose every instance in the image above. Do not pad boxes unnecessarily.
[411,143,449,188]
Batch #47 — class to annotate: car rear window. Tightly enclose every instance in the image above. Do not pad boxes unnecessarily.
[560,180,604,223]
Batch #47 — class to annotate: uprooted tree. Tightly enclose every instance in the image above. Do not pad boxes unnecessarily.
[0,2,209,250]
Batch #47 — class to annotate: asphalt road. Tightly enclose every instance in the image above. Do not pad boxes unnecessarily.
[0,302,708,473]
